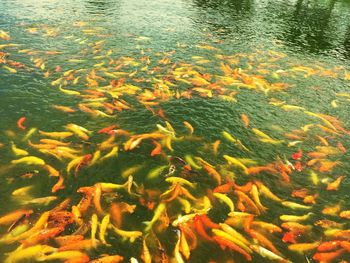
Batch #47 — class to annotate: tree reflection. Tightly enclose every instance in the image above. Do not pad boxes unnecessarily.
[192,0,253,14]
[84,0,119,15]
[280,0,338,53]
[344,25,350,59]
[190,0,254,38]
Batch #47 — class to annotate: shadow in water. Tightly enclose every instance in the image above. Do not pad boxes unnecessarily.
[84,0,120,15]
[343,25,350,59]
[278,0,339,53]
[193,0,254,14]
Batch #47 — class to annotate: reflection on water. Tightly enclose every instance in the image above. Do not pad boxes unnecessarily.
[2,0,350,59]
[84,0,119,15]
[278,0,338,53]
[190,0,350,59]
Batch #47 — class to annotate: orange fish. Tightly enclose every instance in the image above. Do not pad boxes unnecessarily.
[213,236,252,261]
[326,176,345,191]
[241,114,249,128]
[313,249,345,262]
[317,241,341,252]
[0,209,33,225]
[337,142,346,153]
[52,176,65,193]
[21,227,64,248]
[203,164,222,185]
[98,125,117,134]
[53,105,76,113]
[213,140,221,155]
[193,214,212,241]
[55,235,84,246]
[17,116,26,130]
[150,141,162,156]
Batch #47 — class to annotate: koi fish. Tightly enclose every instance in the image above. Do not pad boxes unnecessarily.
[66,123,91,140]
[250,245,291,263]
[288,242,319,253]
[223,155,248,174]
[17,117,26,130]
[183,121,194,134]
[37,251,89,261]
[21,196,57,206]
[11,156,45,166]
[38,131,73,139]
[281,201,312,210]
[213,193,234,212]
[280,212,313,222]
[10,142,29,156]
[90,255,124,263]
[144,202,166,232]
[110,225,142,242]
[4,245,56,263]
[0,209,33,225]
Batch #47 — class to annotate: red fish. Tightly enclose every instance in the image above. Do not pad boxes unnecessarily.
[198,214,220,229]
[17,116,26,130]
[292,150,302,160]
[98,125,117,134]
[193,214,212,241]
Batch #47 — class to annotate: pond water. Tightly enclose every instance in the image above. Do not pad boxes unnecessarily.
[0,0,350,262]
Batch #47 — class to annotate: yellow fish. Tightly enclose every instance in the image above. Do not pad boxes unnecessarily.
[11,156,45,166]
[11,142,29,156]
[110,225,142,242]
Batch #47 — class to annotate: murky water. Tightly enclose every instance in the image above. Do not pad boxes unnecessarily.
[1,0,350,262]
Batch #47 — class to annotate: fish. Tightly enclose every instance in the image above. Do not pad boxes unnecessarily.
[144,202,166,232]
[10,142,29,156]
[213,193,234,212]
[241,114,250,127]
[213,236,252,261]
[0,209,33,225]
[110,225,143,242]
[183,121,194,134]
[281,201,312,210]
[223,155,248,174]
[22,127,37,141]
[326,175,345,191]
[12,186,33,196]
[90,255,124,263]
[165,177,196,188]
[91,213,98,247]
[66,123,91,140]
[21,227,64,248]
[250,245,291,262]
[288,242,319,253]
[21,196,57,205]
[4,245,56,263]
[147,165,168,179]
[280,212,313,222]
[11,156,45,166]
[59,86,81,96]
[37,251,89,261]
[38,131,73,139]
[212,229,252,254]
[17,117,26,130]
[141,238,152,263]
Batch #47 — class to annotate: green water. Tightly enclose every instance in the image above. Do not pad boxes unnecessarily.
[1,0,350,262]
